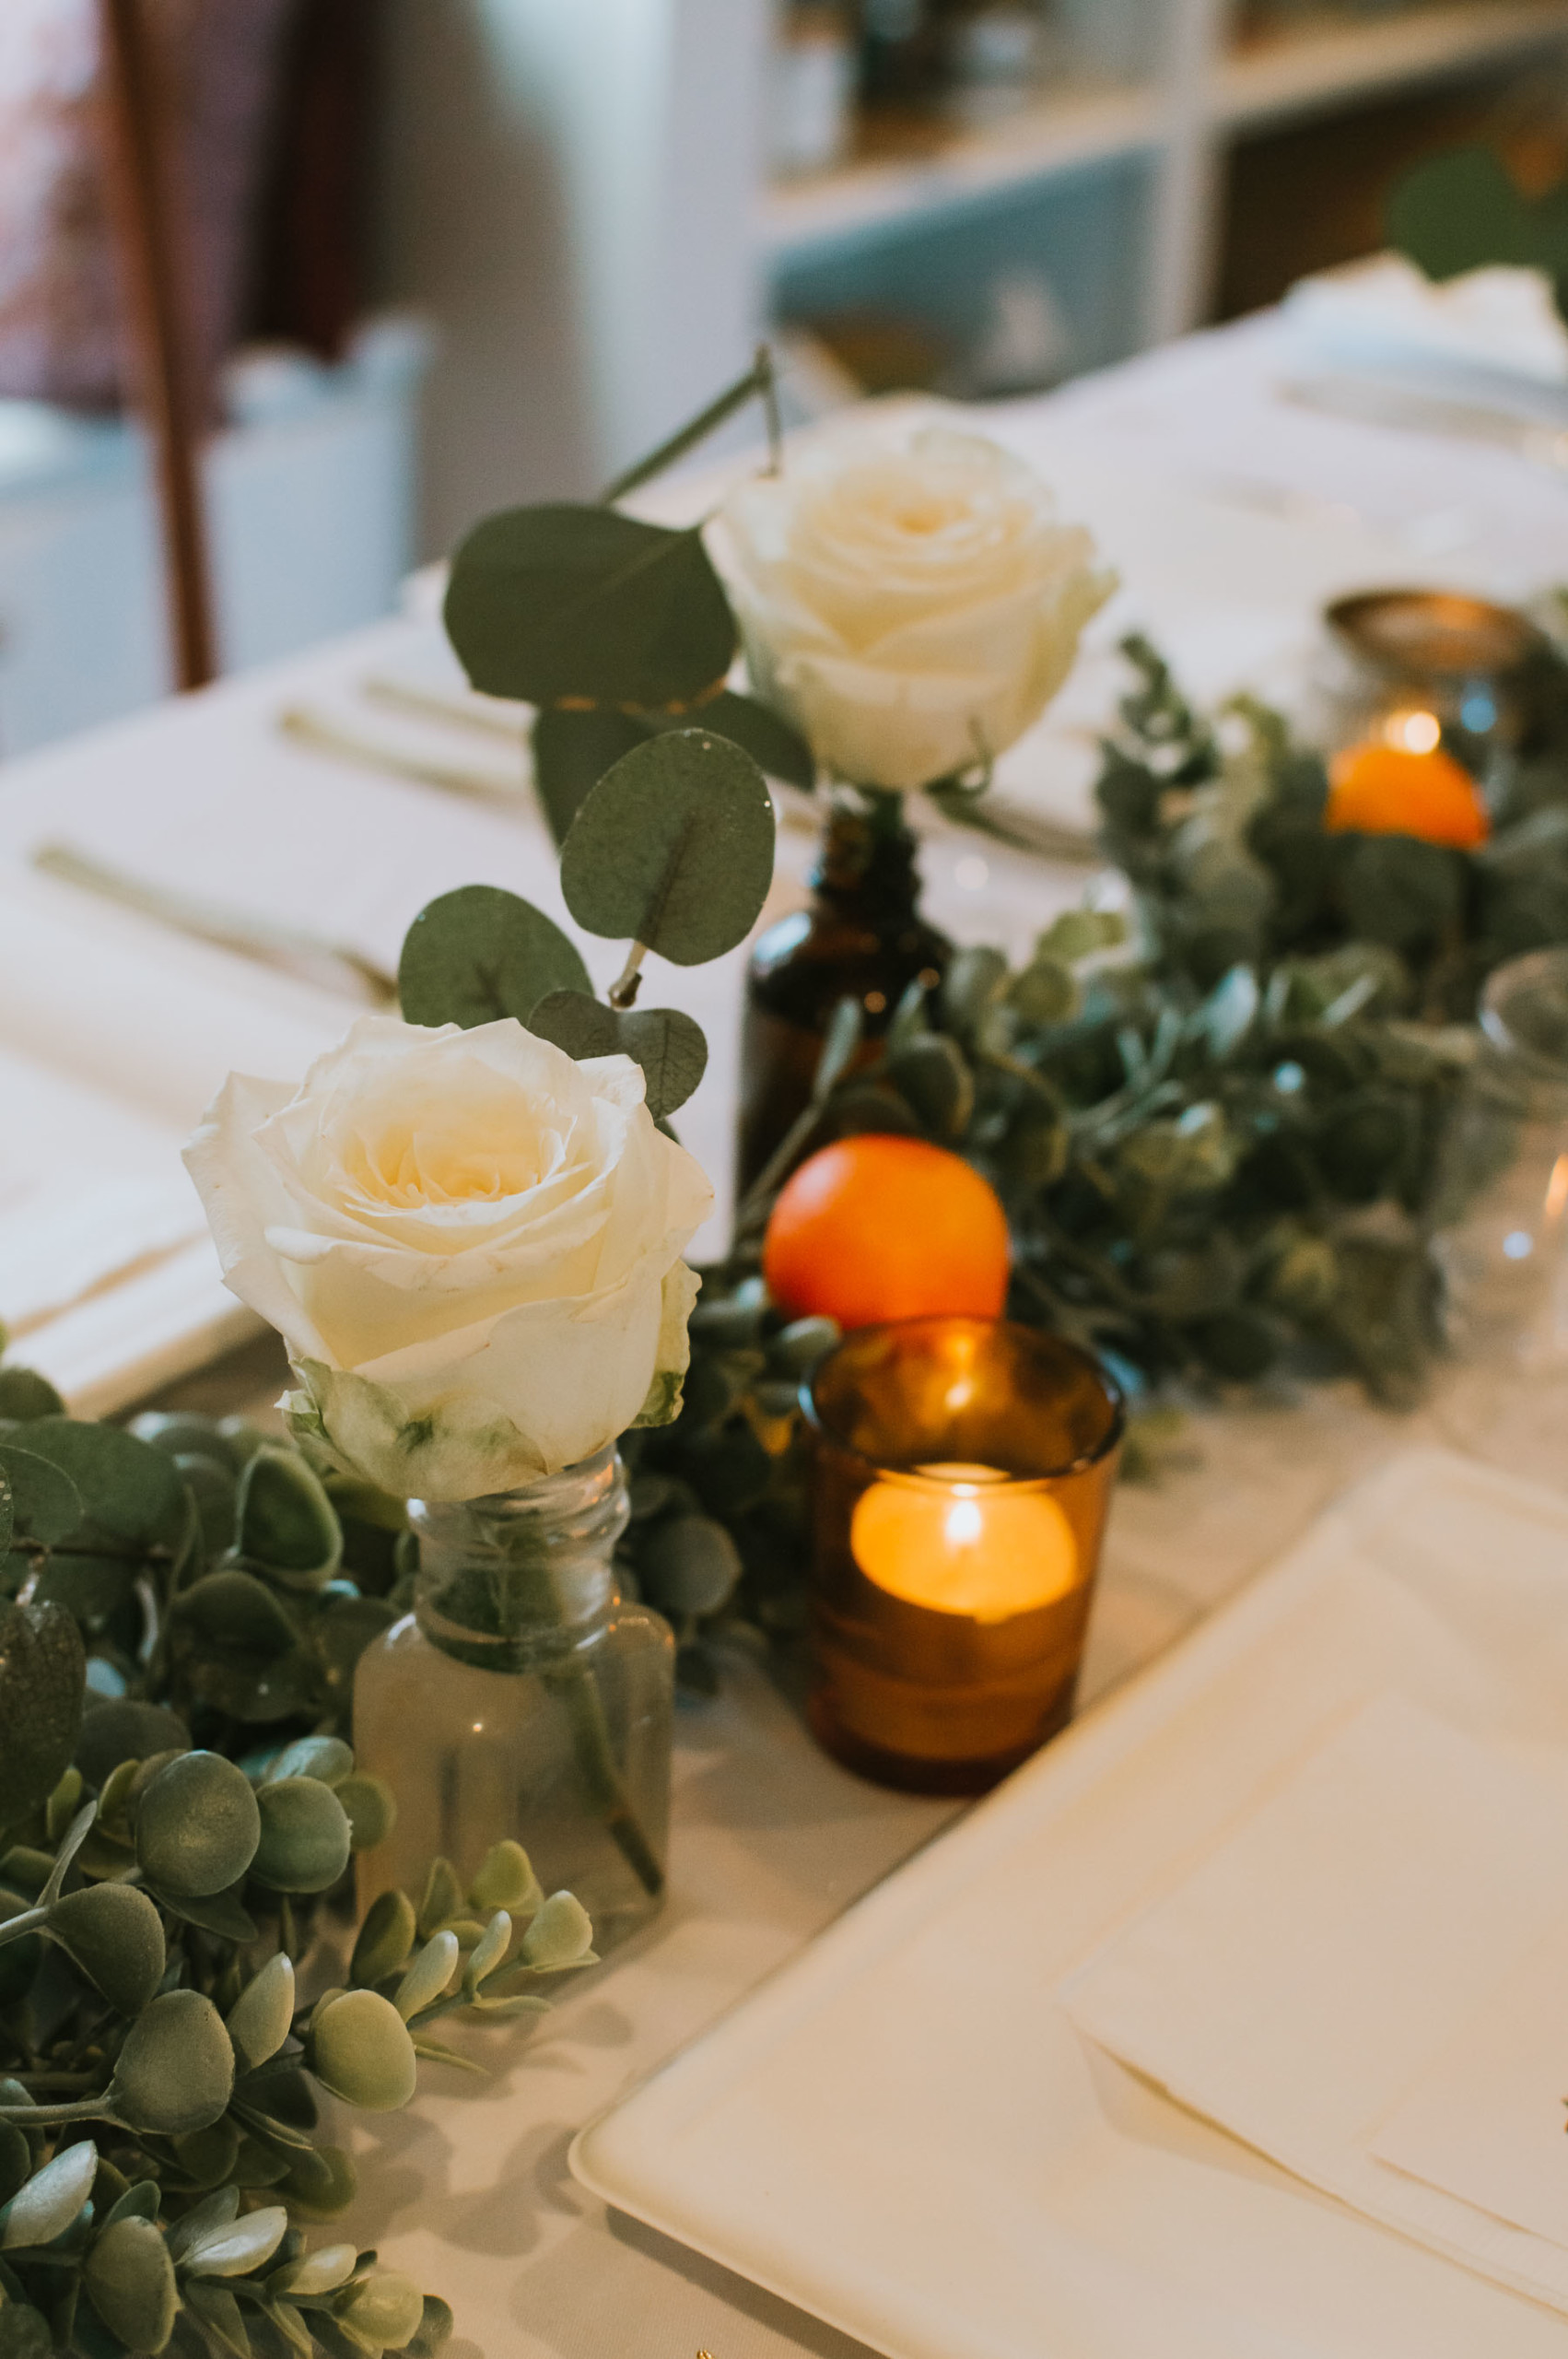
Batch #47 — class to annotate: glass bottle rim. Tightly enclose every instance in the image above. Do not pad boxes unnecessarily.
[801,1315,1125,1486]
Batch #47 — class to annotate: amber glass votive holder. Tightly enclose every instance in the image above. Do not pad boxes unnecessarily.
[802,1318,1124,1796]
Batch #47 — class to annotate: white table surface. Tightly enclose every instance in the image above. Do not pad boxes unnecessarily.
[13,306,1568,2356]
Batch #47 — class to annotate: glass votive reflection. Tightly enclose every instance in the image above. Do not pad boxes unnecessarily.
[802,1318,1124,1796]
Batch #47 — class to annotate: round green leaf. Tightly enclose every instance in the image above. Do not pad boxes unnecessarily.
[0,2139,97,2248]
[271,2242,357,2296]
[277,2142,357,2216]
[84,2212,178,2353]
[468,1840,543,1919]
[263,1737,353,1789]
[75,1698,189,1788]
[0,1601,85,1817]
[111,1992,234,2137]
[235,1449,342,1589]
[0,1367,64,1423]
[171,1570,299,1661]
[519,1891,595,1971]
[47,1883,165,2013]
[181,2203,287,2279]
[18,1419,184,1550]
[350,1888,416,1988]
[226,1952,297,2071]
[0,2305,50,2359]
[135,1753,261,1898]
[525,989,617,1062]
[307,1990,417,2111]
[392,1932,458,2023]
[560,730,775,966]
[885,1036,975,1140]
[637,1515,742,1617]
[334,2271,426,2351]
[251,1778,353,1895]
[443,503,735,709]
[398,885,590,1034]
[531,707,649,846]
[529,994,708,1119]
[333,1774,396,1854]
[0,2124,32,2207]
[696,689,814,790]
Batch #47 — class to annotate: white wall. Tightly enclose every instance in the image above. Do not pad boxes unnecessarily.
[380,0,770,557]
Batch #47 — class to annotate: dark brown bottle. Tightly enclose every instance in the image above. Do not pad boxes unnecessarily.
[736,803,952,1199]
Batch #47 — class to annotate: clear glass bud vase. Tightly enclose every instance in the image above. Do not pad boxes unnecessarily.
[352,1448,673,1955]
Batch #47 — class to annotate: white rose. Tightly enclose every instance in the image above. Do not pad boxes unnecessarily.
[183,1015,713,1501]
[717,417,1113,794]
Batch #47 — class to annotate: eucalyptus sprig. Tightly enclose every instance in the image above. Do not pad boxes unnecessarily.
[0,1620,591,2359]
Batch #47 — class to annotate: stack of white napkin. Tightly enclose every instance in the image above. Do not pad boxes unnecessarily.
[1064,1691,1568,2312]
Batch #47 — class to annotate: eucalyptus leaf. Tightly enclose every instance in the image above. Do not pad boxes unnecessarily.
[45,1884,165,2013]
[82,2214,177,2354]
[307,1991,417,2113]
[0,2141,96,2250]
[333,1775,396,1854]
[689,690,814,790]
[171,1571,299,1661]
[0,2309,51,2359]
[398,886,590,1032]
[530,708,648,846]
[264,1737,353,1790]
[226,1953,297,2071]
[235,1450,342,1590]
[250,1779,353,1896]
[333,2271,426,2351]
[466,1842,543,1920]
[74,1700,189,1789]
[528,993,708,1117]
[0,1601,85,1818]
[135,1754,261,1900]
[0,1369,64,1423]
[560,731,775,967]
[181,2204,288,2280]
[636,1517,742,1617]
[276,2143,357,2218]
[392,1934,458,2024]
[518,1892,596,1972]
[444,505,735,710]
[350,1890,416,1989]
[111,1990,234,2136]
[18,1420,184,1553]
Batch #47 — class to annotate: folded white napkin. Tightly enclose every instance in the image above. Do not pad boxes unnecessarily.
[1285,252,1568,391]
[1062,1692,1568,2310]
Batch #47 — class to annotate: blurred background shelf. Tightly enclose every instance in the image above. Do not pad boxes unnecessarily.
[1220,0,1568,128]
[761,77,1164,258]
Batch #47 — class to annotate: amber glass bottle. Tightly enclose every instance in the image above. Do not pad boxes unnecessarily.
[736,798,952,1198]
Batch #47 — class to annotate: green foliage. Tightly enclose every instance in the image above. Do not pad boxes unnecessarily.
[0,1614,583,2359]
[528,994,708,1119]
[559,729,777,967]
[396,886,590,1032]
[444,505,736,710]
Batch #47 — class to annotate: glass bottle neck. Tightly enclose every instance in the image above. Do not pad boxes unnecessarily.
[411,1446,630,1670]
[813,796,922,921]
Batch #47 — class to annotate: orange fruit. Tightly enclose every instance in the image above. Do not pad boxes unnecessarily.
[763,1135,1011,1329]
[1325,742,1489,849]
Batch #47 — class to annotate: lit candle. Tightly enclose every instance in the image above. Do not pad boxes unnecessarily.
[849,1461,1079,1625]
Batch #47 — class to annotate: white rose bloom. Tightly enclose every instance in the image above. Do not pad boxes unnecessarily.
[183,1015,713,1501]
[718,418,1113,794]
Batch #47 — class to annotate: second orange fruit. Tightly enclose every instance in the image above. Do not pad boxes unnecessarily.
[763,1134,1011,1330]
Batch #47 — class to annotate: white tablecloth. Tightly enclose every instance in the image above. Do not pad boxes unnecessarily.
[16,306,1568,2354]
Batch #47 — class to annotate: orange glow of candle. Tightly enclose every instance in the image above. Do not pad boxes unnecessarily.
[1325,733,1489,849]
[849,1462,1079,1625]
